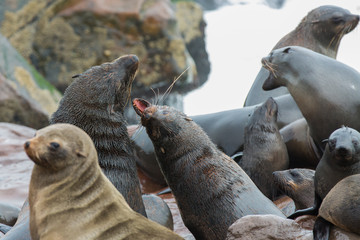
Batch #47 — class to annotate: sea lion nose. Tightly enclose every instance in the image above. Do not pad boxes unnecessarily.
[24,141,30,149]
[336,145,351,158]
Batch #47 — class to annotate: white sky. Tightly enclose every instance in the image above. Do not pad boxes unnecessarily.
[183,0,360,115]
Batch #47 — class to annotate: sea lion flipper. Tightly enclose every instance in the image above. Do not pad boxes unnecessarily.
[288,193,321,219]
[313,216,331,240]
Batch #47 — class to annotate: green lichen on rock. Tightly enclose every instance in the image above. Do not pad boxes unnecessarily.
[175,1,203,43]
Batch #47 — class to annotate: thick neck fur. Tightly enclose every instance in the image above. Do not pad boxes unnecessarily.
[50,77,146,216]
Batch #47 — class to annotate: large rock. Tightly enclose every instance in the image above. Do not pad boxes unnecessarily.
[0,34,61,129]
[0,0,210,124]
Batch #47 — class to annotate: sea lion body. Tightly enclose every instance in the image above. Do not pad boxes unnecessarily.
[262,46,360,149]
[133,93,302,184]
[132,98,285,240]
[289,127,360,219]
[318,174,360,235]
[239,97,289,199]
[26,124,183,240]
[273,168,315,210]
[50,55,146,216]
[244,5,359,106]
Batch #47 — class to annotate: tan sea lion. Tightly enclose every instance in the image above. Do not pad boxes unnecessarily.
[273,168,315,210]
[244,5,359,106]
[25,123,183,240]
[132,98,285,240]
[50,55,146,216]
[314,174,360,240]
[239,97,289,200]
[289,127,360,219]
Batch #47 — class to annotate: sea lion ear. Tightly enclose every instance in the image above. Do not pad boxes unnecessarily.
[76,150,86,158]
[283,47,291,53]
[72,74,81,78]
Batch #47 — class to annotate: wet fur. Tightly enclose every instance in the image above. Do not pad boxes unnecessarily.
[134,99,285,240]
[50,55,146,216]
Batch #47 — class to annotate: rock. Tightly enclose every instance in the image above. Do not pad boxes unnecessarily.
[0,123,35,208]
[0,0,209,118]
[0,34,61,129]
[263,0,286,9]
[0,203,20,226]
[226,214,313,240]
[142,194,174,230]
[2,199,31,240]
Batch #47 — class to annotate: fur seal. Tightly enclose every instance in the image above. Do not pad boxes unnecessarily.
[50,55,146,216]
[239,97,289,199]
[273,168,315,210]
[244,5,359,106]
[132,98,285,240]
[132,93,302,185]
[314,174,360,239]
[262,46,360,150]
[25,123,183,240]
[289,126,360,219]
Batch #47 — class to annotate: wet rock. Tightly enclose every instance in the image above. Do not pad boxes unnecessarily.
[0,0,209,105]
[0,203,20,226]
[142,194,174,230]
[0,123,35,208]
[0,34,61,129]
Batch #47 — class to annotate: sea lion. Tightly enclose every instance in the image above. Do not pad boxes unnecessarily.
[132,93,302,185]
[25,123,183,240]
[132,98,285,240]
[239,97,289,200]
[262,46,360,151]
[50,55,146,216]
[314,174,360,239]
[289,126,360,219]
[244,5,359,106]
[273,168,315,210]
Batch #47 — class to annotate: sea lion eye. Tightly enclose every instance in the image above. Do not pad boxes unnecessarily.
[331,16,343,24]
[283,47,291,54]
[162,110,169,115]
[50,142,60,150]
[328,139,336,151]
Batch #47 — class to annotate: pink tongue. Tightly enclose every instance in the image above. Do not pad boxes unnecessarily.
[133,98,149,114]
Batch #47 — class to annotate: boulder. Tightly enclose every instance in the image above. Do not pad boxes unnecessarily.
[0,34,61,129]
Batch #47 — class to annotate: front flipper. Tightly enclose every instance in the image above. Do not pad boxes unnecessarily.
[288,193,321,219]
[313,217,331,240]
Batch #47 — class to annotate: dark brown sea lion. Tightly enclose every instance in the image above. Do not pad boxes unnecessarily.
[314,174,360,240]
[244,5,359,106]
[289,127,360,219]
[25,123,183,240]
[262,46,360,151]
[273,168,315,210]
[50,55,146,216]
[132,98,285,240]
[132,93,302,185]
[239,97,289,200]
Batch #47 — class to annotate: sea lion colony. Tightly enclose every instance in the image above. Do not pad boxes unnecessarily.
[1,4,360,240]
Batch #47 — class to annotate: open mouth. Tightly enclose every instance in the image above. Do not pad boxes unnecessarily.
[133,98,151,117]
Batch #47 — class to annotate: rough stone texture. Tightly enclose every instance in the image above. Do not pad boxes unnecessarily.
[0,0,210,124]
[226,215,313,240]
[227,214,360,240]
[0,34,62,129]
[0,123,35,209]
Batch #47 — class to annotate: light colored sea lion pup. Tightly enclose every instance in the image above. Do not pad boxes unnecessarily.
[24,123,183,240]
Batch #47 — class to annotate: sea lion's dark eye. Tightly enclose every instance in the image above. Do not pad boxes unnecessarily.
[162,110,169,115]
[352,139,359,147]
[50,142,60,150]
[328,139,336,151]
[331,16,343,24]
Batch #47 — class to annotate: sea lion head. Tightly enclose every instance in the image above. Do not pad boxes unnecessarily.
[325,126,360,166]
[249,97,278,129]
[24,123,95,171]
[67,54,139,113]
[273,168,315,209]
[132,98,193,143]
[304,5,359,47]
